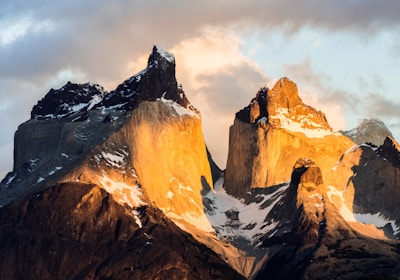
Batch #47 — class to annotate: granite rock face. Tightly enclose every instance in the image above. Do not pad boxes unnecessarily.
[224,77,353,197]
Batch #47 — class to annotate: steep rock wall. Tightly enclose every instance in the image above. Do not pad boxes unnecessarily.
[225,90,353,198]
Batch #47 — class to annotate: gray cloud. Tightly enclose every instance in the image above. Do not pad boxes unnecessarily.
[196,65,267,114]
[366,93,400,118]
[2,0,400,86]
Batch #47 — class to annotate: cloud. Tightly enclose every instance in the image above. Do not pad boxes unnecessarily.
[366,93,400,119]
[170,28,268,167]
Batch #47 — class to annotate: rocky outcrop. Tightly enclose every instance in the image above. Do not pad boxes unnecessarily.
[255,158,400,280]
[342,118,393,146]
[224,77,354,197]
[0,182,244,280]
[333,137,400,238]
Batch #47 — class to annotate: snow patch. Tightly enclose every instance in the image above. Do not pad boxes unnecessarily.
[49,166,63,175]
[178,183,194,194]
[37,177,45,183]
[327,186,356,222]
[132,210,143,228]
[5,174,16,185]
[87,94,103,110]
[155,46,175,63]
[166,191,174,199]
[101,151,126,168]
[354,212,400,235]
[327,186,400,234]
[158,96,199,119]
[98,176,145,208]
[269,108,335,138]
[205,177,289,243]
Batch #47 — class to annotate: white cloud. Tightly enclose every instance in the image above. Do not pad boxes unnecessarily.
[170,29,268,167]
[0,14,55,46]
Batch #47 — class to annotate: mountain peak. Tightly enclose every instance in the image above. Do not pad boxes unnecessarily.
[100,45,182,110]
[148,45,175,68]
[236,77,332,138]
[268,77,303,110]
[31,82,106,120]
[342,118,393,146]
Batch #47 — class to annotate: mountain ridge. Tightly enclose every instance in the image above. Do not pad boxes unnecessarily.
[1,46,400,279]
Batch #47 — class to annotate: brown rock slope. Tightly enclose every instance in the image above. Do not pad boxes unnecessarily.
[0,182,244,280]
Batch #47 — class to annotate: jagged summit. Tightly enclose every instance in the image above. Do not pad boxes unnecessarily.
[30,46,193,121]
[342,118,393,146]
[148,45,176,68]
[31,82,106,119]
[236,77,332,138]
[224,77,353,197]
[101,45,185,109]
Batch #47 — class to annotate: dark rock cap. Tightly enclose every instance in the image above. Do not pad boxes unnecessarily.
[377,136,400,168]
[31,82,106,119]
[30,46,190,120]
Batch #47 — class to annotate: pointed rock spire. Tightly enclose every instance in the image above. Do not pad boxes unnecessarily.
[236,77,332,133]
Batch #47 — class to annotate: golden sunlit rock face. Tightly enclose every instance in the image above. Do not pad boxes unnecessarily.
[224,77,354,197]
[127,101,213,223]
[61,100,213,231]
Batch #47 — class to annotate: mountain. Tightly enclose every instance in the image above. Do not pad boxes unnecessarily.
[224,77,354,197]
[342,118,394,146]
[1,47,400,279]
[0,46,244,279]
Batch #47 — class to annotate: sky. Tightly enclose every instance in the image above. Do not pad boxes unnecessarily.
[1,1,400,178]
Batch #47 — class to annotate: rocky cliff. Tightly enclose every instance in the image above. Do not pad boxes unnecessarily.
[332,136,400,238]
[224,77,354,197]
